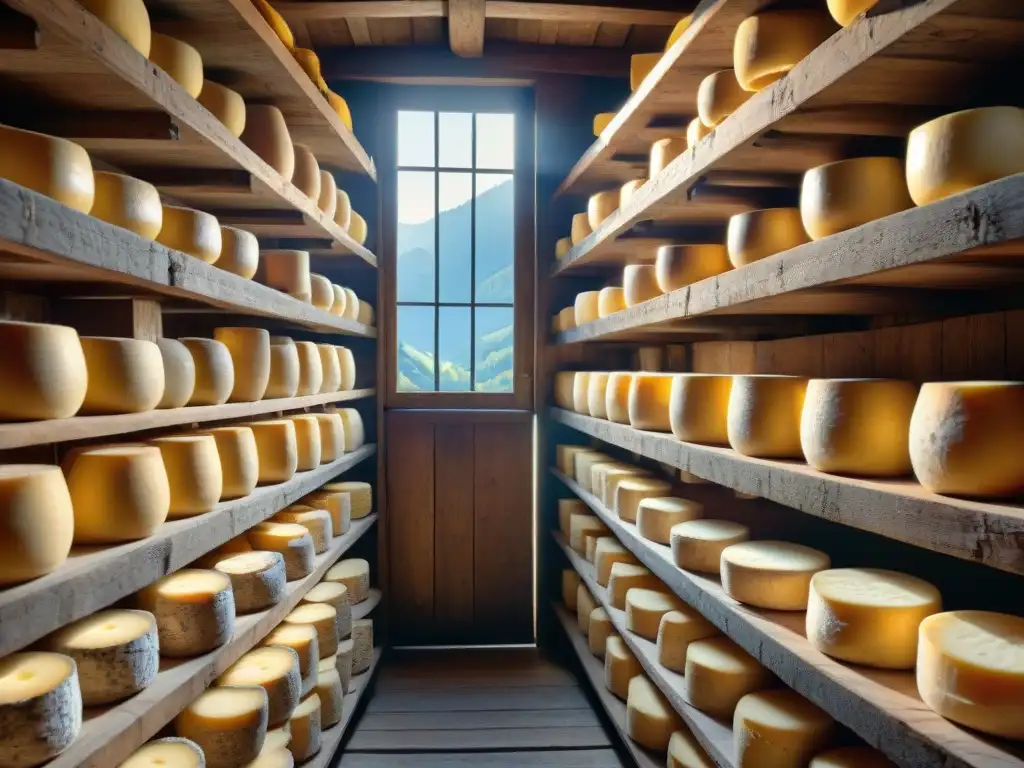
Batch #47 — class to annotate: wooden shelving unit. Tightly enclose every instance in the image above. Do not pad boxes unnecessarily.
[306,649,384,768]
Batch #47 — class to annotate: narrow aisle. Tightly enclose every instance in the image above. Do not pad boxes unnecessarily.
[339,648,629,767]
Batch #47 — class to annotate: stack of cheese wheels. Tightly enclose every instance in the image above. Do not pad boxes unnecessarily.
[326,480,372,518]
[264,623,319,697]
[336,346,357,390]
[272,504,332,554]
[215,327,271,402]
[249,420,299,484]
[241,105,295,180]
[0,125,95,213]
[577,585,598,633]
[620,178,646,208]
[636,497,702,544]
[258,250,312,302]
[287,603,340,658]
[157,205,222,264]
[198,80,247,139]
[266,337,300,398]
[214,550,287,614]
[180,337,234,406]
[629,373,674,431]
[800,157,913,240]
[203,425,260,500]
[288,692,322,761]
[624,265,664,307]
[727,208,808,267]
[62,445,169,543]
[318,170,338,217]
[605,372,633,423]
[121,738,204,768]
[333,407,366,451]
[589,608,613,657]
[90,171,162,239]
[572,372,592,414]
[608,562,660,609]
[148,33,203,97]
[827,0,879,26]
[684,636,772,716]
[295,341,324,395]
[627,675,681,751]
[292,146,321,202]
[657,605,718,674]
[0,320,88,420]
[562,570,580,610]
[325,558,370,604]
[671,519,750,573]
[352,618,373,673]
[0,466,74,585]
[303,581,353,639]
[574,291,600,326]
[626,588,684,640]
[697,70,751,128]
[605,635,641,699]
[734,690,835,766]
[615,477,672,522]
[594,538,638,587]
[150,434,223,516]
[597,287,627,318]
[248,522,314,580]
[655,244,731,292]
[138,569,235,657]
[0,651,83,765]
[286,415,323,471]
[219,646,302,727]
[588,190,619,230]
[570,213,592,245]
[316,655,345,727]
[175,686,269,767]
[728,375,808,458]
[669,373,732,445]
[721,540,830,610]
[303,488,352,535]
[79,337,164,414]
[154,338,195,409]
[733,10,836,93]
[650,137,687,177]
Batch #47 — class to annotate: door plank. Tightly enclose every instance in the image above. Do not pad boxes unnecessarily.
[433,422,476,640]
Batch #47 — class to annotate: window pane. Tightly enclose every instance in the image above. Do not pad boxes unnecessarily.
[438,306,471,392]
[397,170,435,303]
[475,307,513,392]
[475,113,515,170]
[397,305,436,392]
[474,174,514,303]
[438,173,472,303]
[397,111,435,167]
[439,112,472,168]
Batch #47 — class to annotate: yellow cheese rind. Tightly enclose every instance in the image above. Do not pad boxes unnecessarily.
[562,570,580,610]
[241,105,295,181]
[220,646,301,728]
[91,171,162,240]
[669,374,732,445]
[348,212,368,247]
[555,237,573,260]
[569,515,607,555]
[615,477,672,523]
[684,636,771,717]
[626,588,683,641]
[608,562,659,610]
[158,204,222,264]
[669,728,714,768]
[595,538,638,587]
[574,292,600,327]
[317,344,342,393]
[324,558,370,604]
[587,372,611,419]
[594,287,627,320]
[588,190,619,231]
[623,265,664,307]
[687,117,712,148]
[198,80,247,138]
[294,341,323,396]
[80,337,164,414]
[286,603,339,659]
[0,321,88,420]
[248,420,299,484]
[598,465,649,507]
[727,207,808,268]
[214,551,287,614]
[263,724,291,752]
[248,522,314,580]
[288,693,322,761]
[253,0,294,49]
[180,338,234,406]
[139,569,234,657]
[721,540,830,611]
[285,416,323,471]
[120,738,204,768]
[258,250,311,302]
[0,466,74,585]
[571,213,592,245]
[655,244,731,292]
[303,582,353,640]
[315,665,344,727]
[264,623,319,697]
[148,34,203,98]
[630,53,661,91]
[175,685,269,766]
[733,690,835,767]
[589,608,613,657]
[204,426,260,500]
[657,607,718,674]
[811,746,896,768]
[155,338,196,409]
[593,113,615,137]
[79,0,152,56]
[728,375,809,458]
[555,445,590,478]
[309,273,333,312]
[636,497,702,545]
[697,70,751,128]
[317,171,337,218]
[334,408,365,452]
[213,224,259,281]
[827,0,879,26]
[605,372,633,424]
[620,179,646,208]
[291,145,321,202]
[214,327,271,403]
[330,285,346,317]
[303,490,352,536]
[150,435,223,517]
[665,15,692,49]
[335,190,353,231]
[671,519,750,574]
[627,675,681,751]
[733,11,836,93]
[267,337,297,398]
[0,126,94,214]
[800,157,913,240]
[572,372,592,414]
[554,372,576,410]
[323,478,370,517]
[351,619,374,674]
[604,635,641,700]
[629,373,674,432]
[335,347,357,391]
[577,585,598,634]
[650,137,687,178]
[0,652,82,768]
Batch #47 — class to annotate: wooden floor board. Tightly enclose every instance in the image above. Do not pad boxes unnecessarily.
[346,726,611,751]
[355,709,602,731]
[340,750,628,767]
[366,686,590,713]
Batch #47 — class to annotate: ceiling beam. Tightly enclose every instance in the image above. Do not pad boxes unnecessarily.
[276,1,445,21]
[448,0,485,57]
[486,2,681,25]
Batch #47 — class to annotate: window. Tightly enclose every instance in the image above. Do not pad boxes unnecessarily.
[395,110,517,394]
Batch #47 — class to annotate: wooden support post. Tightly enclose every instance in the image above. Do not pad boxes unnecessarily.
[55,298,163,341]
[449,0,485,57]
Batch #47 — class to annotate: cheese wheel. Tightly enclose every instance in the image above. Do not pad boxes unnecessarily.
[330,285,346,317]
[258,250,311,302]
[671,519,750,574]
[303,490,351,535]
[264,624,319,697]
[669,373,732,445]
[202,426,259,500]
[574,292,600,327]
[198,80,246,138]
[570,213,592,245]
[686,117,712,148]
[0,466,73,585]
[220,647,301,728]
[684,636,771,717]
[620,178,646,208]
[241,105,295,181]
[627,675,680,751]
[79,0,151,56]
[553,306,574,333]
[623,265,663,307]
[800,157,913,240]
[120,738,204,768]
[330,639,354,693]
[153,338,195,409]
[288,693,321,761]
[214,551,286,614]
[593,113,614,137]
[678,470,709,485]
[605,372,633,424]
[733,11,835,93]
[827,0,879,26]
[807,568,941,669]
[615,477,672,523]
[308,274,333,313]
[48,609,157,706]
[316,344,341,393]
[287,145,320,203]
[733,690,835,768]
[158,207,221,268]
[337,288,359,321]
[0,652,82,767]
[292,48,326,93]
[352,619,373,674]
[909,381,1024,497]
[286,603,339,659]
[150,435,223,516]
[562,569,580,610]
[303,582,353,639]
[569,516,607,555]
[554,373,575,409]
[598,465,649,507]
[209,225,257,280]
[586,372,611,419]
[595,538,638,587]
[597,287,627,318]
[64,445,169,542]
[811,747,895,768]
[588,190,619,231]
[0,126,94,214]
[333,407,365,451]
[248,522,314,580]
[589,608,613,657]
[334,189,353,232]
[555,237,573,260]
[655,244,731,292]
[323,479,370,517]
[571,372,592,414]
[721,540,830,610]
[555,445,591,477]
[726,208,808,268]
[335,347,357,391]
[604,636,641,700]
[313,412,346,461]
[139,569,234,657]
[727,375,808,458]
[325,558,370,604]
[917,610,1024,739]
[636,497,702,544]
[149,34,203,98]
[180,338,234,406]
[214,327,271,403]
[0,321,88,420]
[80,337,164,414]
[650,137,687,178]
[697,69,751,128]
[263,724,290,752]
[574,451,609,488]
[348,212,368,247]
[248,420,299,484]
[657,607,718,674]
[629,373,674,431]
[627,588,683,641]
[800,378,917,476]
[669,729,714,768]
[90,171,162,239]
[630,52,661,91]
[608,562,660,610]
[285,416,322,471]
[665,14,692,49]
[316,170,338,218]
[294,341,323,396]
[315,661,344,727]
[176,686,269,767]
[577,585,598,634]
[558,498,585,537]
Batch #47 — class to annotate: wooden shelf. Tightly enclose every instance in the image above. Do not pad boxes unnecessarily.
[555,0,1024,272]
[0,180,376,337]
[306,648,383,768]
[551,408,1024,576]
[47,516,377,768]
[0,0,376,265]
[551,603,663,768]
[553,468,1024,768]
[0,444,376,656]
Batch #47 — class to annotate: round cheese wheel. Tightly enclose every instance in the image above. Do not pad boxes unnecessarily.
[197,80,246,138]
[665,14,692,49]
[317,344,341,393]
[697,70,751,128]
[0,465,74,585]
[264,623,319,697]
[629,373,675,431]
[218,225,259,280]
[657,607,718,674]
[597,287,626,318]
[827,0,879,26]
[593,112,614,136]
[120,738,204,768]
[800,157,913,240]
[330,285,346,317]
[285,416,322,471]
[917,610,1024,739]
[605,372,633,423]
[671,519,750,574]
[655,244,731,292]
[558,498,586,536]
[215,550,286,613]
[214,327,271,403]
[248,522,313,579]
[573,453,612,493]
[669,728,714,768]
[287,603,339,659]
[80,337,164,414]
[650,137,687,177]
[636,497,702,544]
[909,381,1024,497]
[630,53,661,91]
[248,420,299,484]
[0,652,82,767]
[620,178,646,208]
[595,462,645,503]
[811,747,895,768]
[292,48,325,92]
[328,638,353,693]
[721,540,830,610]
[315,662,344,727]
[595,540,639,589]
[572,372,592,414]
[587,372,611,419]
[623,265,664,307]
[154,338,195,409]
[148,34,203,97]
[241,105,295,181]
[139,569,234,657]
[555,237,573,259]
[800,378,917,477]
[562,569,580,611]
[553,372,576,410]
[180,337,234,406]
[338,287,359,320]
[262,724,291,752]
[258,250,311,302]
[0,321,87,420]
[570,213,592,245]
[274,504,331,551]
[604,635,640,700]
[0,126,94,214]
[303,489,351,535]
[325,558,370,604]
[587,190,618,230]
[626,588,683,640]
[687,117,712,148]
[565,448,602,481]
[336,347,356,391]
[727,375,808,458]
[608,562,659,610]
[157,205,222,264]
[574,291,600,327]
[79,0,151,56]
[733,11,835,93]
[727,207,809,268]
[313,412,346,461]
[684,636,771,717]
[334,189,353,231]
[294,341,323,396]
[349,212,368,246]
[219,646,301,728]
[304,582,353,639]
[150,435,223,516]
[351,618,373,674]
[627,675,680,751]
[64,445,169,542]
[327,91,352,132]
[291,145,321,202]
[265,338,299,399]
[615,477,672,523]
[357,301,375,327]
[308,274,333,312]
[807,568,941,669]
[176,685,269,767]
[588,608,613,658]
[317,171,337,218]
[288,692,322,761]
[733,690,835,767]
[91,171,162,240]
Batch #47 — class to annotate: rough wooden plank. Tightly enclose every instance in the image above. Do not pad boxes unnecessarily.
[346,725,611,751]
[433,422,476,640]
[449,0,485,56]
[278,2,446,21]
[303,649,384,768]
[354,709,600,731]
[0,445,377,656]
[339,750,628,767]
[366,686,590,713]
[487,2,683,25]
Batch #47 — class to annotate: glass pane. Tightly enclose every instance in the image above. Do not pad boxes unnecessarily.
[397,170,435,303]
[474,174,514,303]
[397,305,436,392]
[438,306,471,392]
[438,173,472,303]
[439,112,472,168]
[475,307,514,392]
[475,113,515,170]
[397,111,435,167]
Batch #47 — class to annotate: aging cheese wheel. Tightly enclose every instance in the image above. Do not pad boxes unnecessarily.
[827,0,879,26]
[198,80,247,138]
[64,445,169,543]
[316,344,341,393]
[315,659,344,727]
[649,137,687,178]
[604,372,633,424]
[615,477,672,523]
[290,145,321,202]
[807,568,941,669]
[332,407,364,451]
[91,171,162,240]
[139,569,234,657]
[728,375,808,458]
[120,738,204,768]
[80,337,164,414]
[909,381,1024,497]
[241,105,295,181]
[303,582,353,639]
[215,551,286,614]
[574,292,600,327]
[303,490,351,535]
[574,450,611,487]
[248,522,314,580]
[0,126,94,214]
[555,445,590,477]
[733,11,835,93]
[626,588,683,641]
[215,224,259,281]
[811,747,895,768]
[288,693,321,761]
[721,540,830,611]
[727,207,808,268]
[800,157,913,240]
[733,690,835,768]
[655,244,730,292]
[636,497,702,544]
[669,728,714,768]
[570,213,592,245]
[571,372,592,414]
[324,479,371,518]
[214,327,271,403]
[917,610,1024,739]
[620,179,646,208]
[150,435,223,517]
[285,416,322,471]
[348,212,368,247]
[0,320,88,420]
[327,644,353,695]
[79,0,151,56]
[264,624,319,697]
[604,636,641,700]
[309,274,333,312]
[597,465,648,507]
[597,287,627,319]
[292,48,326,93]
[657,607,718,673]
[562,569,581,610]
[286,604,340,659]
[325,558,370,604]
[687,117,712,148]
[248,420,299,484]
[317,170,337,218]
[337,288,359,321]
[203,426,259,500]
[48,609,158,706]
[800,378,917,477]
[569,516,607,555]
[684,636,771,717]
[555,306,575,333]
[310,413,344,462]
[335,347,357,391]
[558,498,586,537]
[588,190,619,230]
[586,372,611,419]
[671,519,750,573]
[158,204,222,264]
[328,190,352,234]
[294,341,323,396]
[220,646,301,728]
[623,264,663,307]
[629,373,674,431]
[630,53,661,91]
[608,562,660,610]
[589,608,613,657]
[665,14,692,49]
[0,466,74,585]
[555,237,573,259]
[332,286,347,317]
[155,338,196,409]
[595,538,638,587]
[593,112,614,136]
[180,337,234,406]
[697,69,751,128]
[176,686,269,767]
[258,250,311,302]
[148,34,203,98]
[627,675,681,751]
[351,619,373,674]
[577,585,598,634]
[669,373,732,445]
[0,652,82,767]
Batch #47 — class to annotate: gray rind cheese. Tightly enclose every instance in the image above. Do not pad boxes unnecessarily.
[0,653,83,768]
[302,582,353,640]
[215,551,287,614]
[138,569,236,658]
[324,558,369,605]
[352,619,373,675]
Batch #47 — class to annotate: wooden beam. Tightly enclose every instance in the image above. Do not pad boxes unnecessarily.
[449,0,485,57]
[486,2,682,25]
[277,1,445,21]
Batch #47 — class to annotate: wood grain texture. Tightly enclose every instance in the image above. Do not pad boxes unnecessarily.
[0,445,377,656]
[487,2,681,25]
[367,685,589,713]
[340,750,628,767]
[449,0,486,56]
[303,649,384,768]
[346,726,610,751]
[434,422,476,640]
